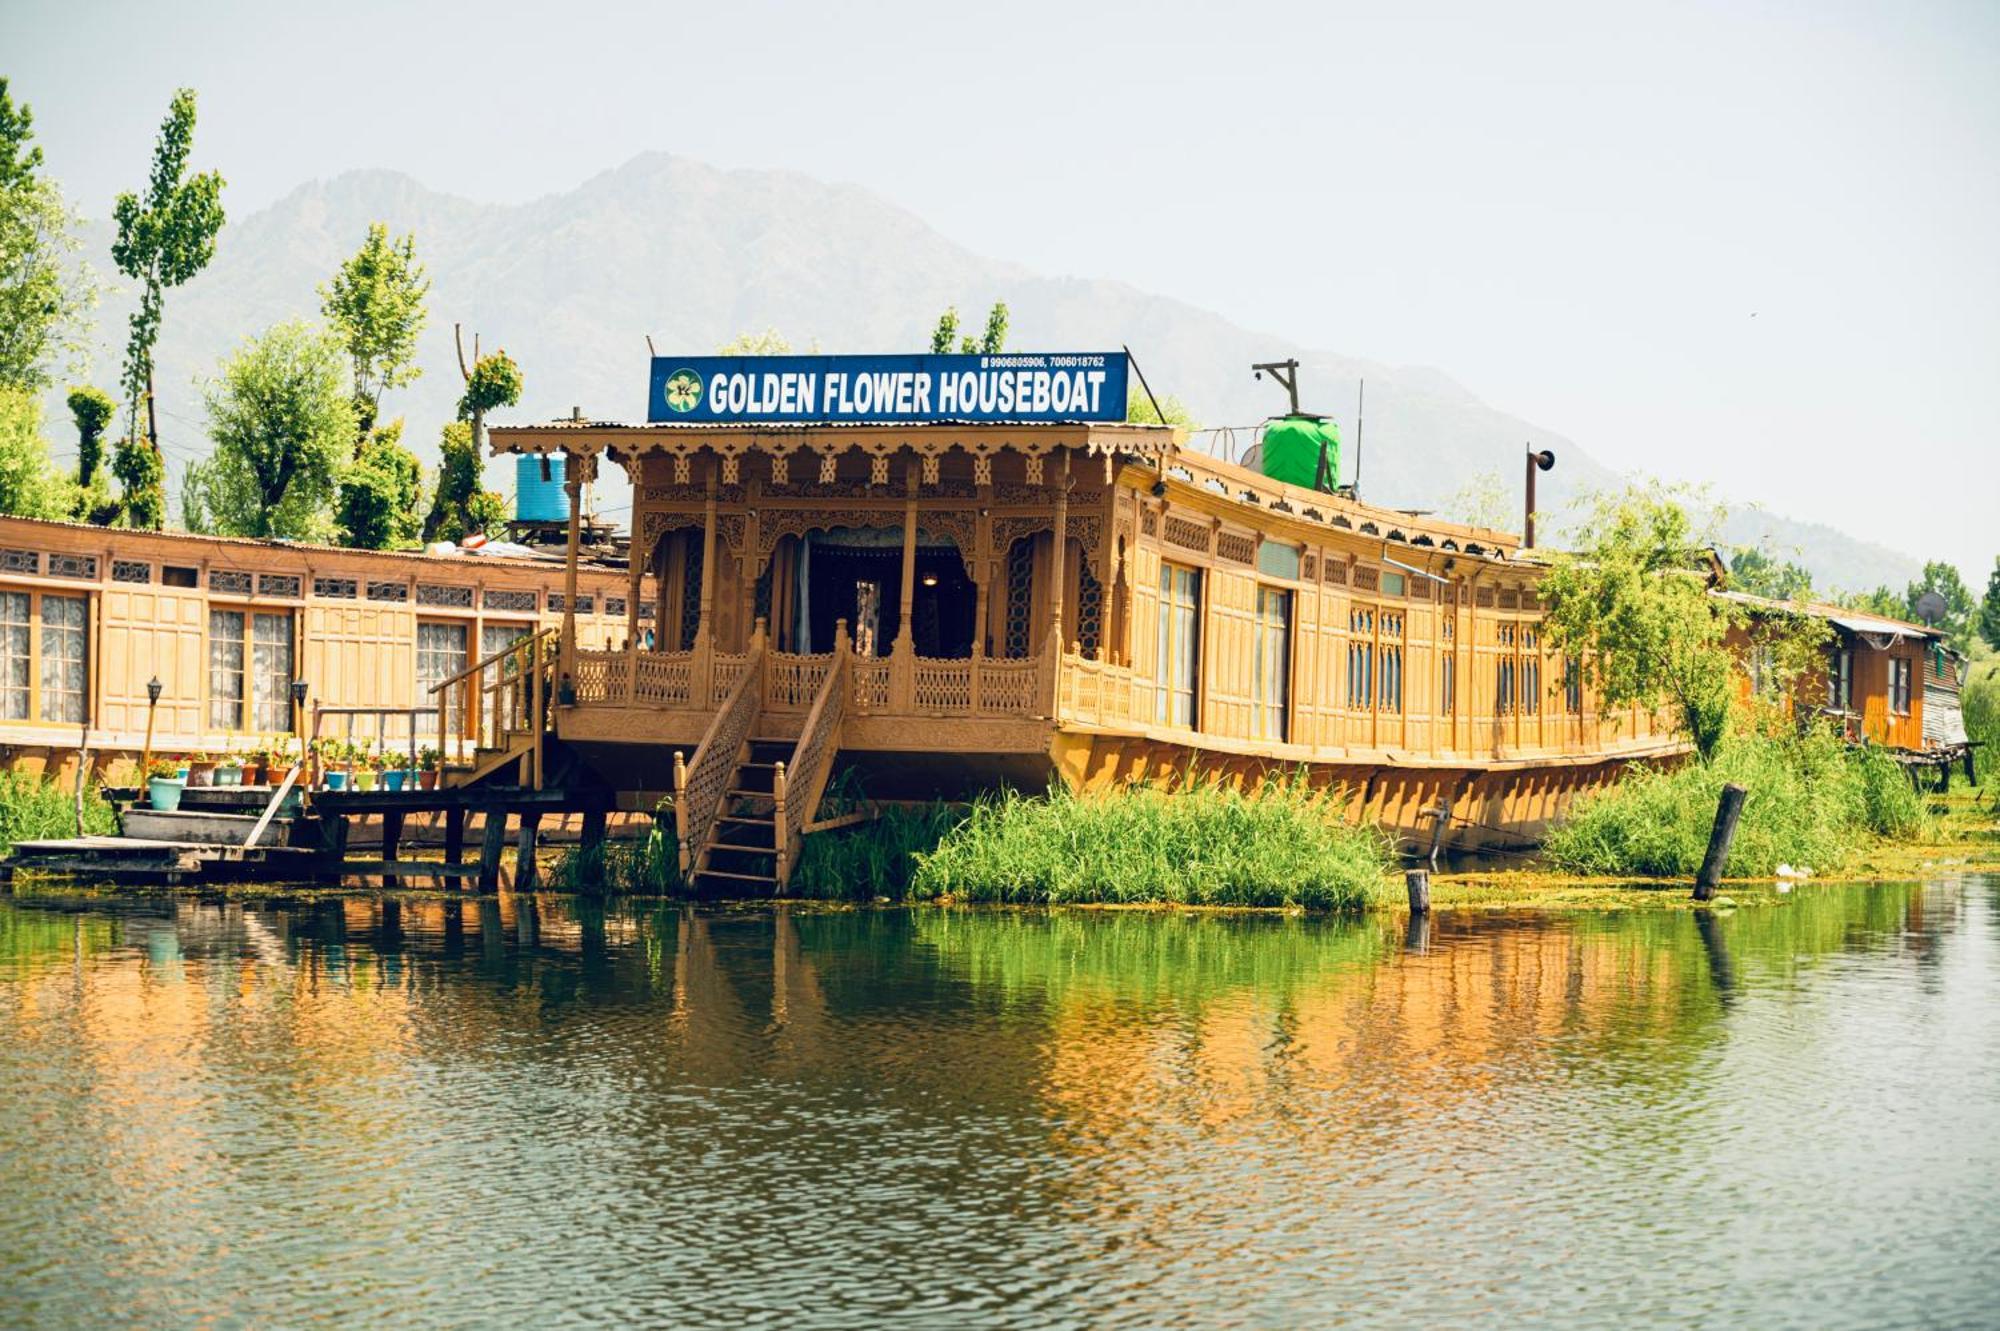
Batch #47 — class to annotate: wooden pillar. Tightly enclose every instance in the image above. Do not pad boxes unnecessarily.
[579,805,607,893]
[1692,783,1747,901]
[626,501,645,699]
[561,452,583,683]
[696,464,720,649]
[1047,453,1069,654]
[739,477,762,653]
[477,807,508,893]
[444,806,466,866]
[892,459,918,708]
[381,809,404,887]
[1094,484,1118,660]
[973,491,993,657]
[514,808,542,892]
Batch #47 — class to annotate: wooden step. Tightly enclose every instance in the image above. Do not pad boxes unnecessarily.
[709,841,773,855]
[693,868,777,885]
[719,813,775,827]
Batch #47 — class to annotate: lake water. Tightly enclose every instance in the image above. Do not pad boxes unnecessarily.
[2,880,1997,1329]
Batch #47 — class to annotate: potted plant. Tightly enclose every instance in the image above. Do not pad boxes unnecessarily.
[383,754,408,792]
[316,739,348,791]
[353,750,380,792]
[240,748,267,786]
[146,756,186,812]
[214,752,243,787]
[418,747,442,791]
[186,751,216,787]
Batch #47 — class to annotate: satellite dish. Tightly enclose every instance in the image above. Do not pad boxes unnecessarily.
[1913,590,1947,625]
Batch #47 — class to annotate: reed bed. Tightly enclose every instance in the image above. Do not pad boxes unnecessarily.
[1545,727,1932,878]
[907,778,1394,911]
[0,770,116,856]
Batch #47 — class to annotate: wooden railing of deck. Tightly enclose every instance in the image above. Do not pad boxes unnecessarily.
[427,626,555,788]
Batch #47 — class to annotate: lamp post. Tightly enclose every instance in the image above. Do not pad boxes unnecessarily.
[140,676,163,786]
[291,679,310,780]
[1524,447,1556,549]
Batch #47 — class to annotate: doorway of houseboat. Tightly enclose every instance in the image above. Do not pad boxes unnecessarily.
[779,529,975,658]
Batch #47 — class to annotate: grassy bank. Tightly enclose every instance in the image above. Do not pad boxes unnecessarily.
[0,770,116,855]
[552,779,1395,911]
[1544,727,1933,879]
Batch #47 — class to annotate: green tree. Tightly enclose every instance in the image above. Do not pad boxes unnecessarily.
[1538,483,1740,761]
[0,386,75,518]
[320,223,430,439]
[1728,546,1814,601]
[65,385,113,485]
[335,418,425,549]
[929,302,1009,354]
[1903,560,1974,649]
[1839,585,1905,619]
[0,77,43,193]
[1439,468,1509,531]
[185,320,353,539]
[0,80,96,392]
[1124,386,1197,430]
[421,419,506,543]
[1978,557,2000,652]
[111,435,164,529]
[110,87,225,467]
[717,328,792,355]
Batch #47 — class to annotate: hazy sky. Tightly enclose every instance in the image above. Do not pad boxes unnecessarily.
[5,0,1996,581]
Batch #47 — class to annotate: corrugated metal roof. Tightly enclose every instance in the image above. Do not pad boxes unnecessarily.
[1715,590,1937,640]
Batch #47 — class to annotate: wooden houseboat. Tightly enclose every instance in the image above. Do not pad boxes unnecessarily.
[485,351,1687,887]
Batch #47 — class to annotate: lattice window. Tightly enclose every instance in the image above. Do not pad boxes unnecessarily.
[1077,563,1103,658]
[209,569,252,595]
[111,560,151,584]
[417,583,474,608]
[1302,554,1318,582]
[47,554,97,580]
[1408,579,1431,601]
[547,594,566,614]
[314,577,357,599]
[367,580,409,602]
[1141,508,1159,537]
[257,574,301,598]
[1163,515,1209,554]
[575,595,596,615]
[0,549,37,574]
[484,588,538,613]
[1216,531,1257,565]
[1003,536,1035,659]
[1324,560,1348,585]
[1476,586,1495,609]
[606,596,628,618]
[1353,566,1379,592]
[639,601,657,621]
[1499,589,1520,610]
[679,538,704,650]
[1521,591,1541,610]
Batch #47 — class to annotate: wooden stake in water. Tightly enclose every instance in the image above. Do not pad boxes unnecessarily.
[1692,783,1747,902]
[1406,868,1432,916]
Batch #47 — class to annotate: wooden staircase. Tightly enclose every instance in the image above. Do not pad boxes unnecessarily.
[688,738,791,893]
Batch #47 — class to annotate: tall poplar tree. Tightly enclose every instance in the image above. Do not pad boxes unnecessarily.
[320,223,430,440]
[110,86,224,525]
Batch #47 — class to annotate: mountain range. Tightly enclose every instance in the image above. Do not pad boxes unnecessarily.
[68,153,1919,592]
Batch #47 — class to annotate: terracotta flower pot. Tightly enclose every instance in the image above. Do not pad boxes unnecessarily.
[419,770,439,791]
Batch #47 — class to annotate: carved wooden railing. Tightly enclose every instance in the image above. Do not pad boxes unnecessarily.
[766,651,834,712]
[774,623,851,887]
[632,651,694,705]
[1057,652,1141,728]
[672,640,767,876]
[428,627,556,785]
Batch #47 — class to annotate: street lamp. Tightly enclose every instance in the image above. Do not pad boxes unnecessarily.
[1523,447,1556,549]
[290,679,311,778]
[140,676,163,791]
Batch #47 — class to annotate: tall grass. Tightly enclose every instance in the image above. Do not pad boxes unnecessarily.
[550,818,683,896]
[792,802,968,900]
[0,770,116,855]
[910,777,1393,911]
[1546,726,1932,878]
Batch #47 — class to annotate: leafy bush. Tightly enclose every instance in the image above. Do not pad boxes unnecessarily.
[909,778,1393,911]
[0,769,116,854]
[1546,726,1931,878]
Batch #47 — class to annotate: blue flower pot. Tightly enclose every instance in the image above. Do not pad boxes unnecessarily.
[148,776,185,812]
[324,771,349,791]
[384,770,407,791]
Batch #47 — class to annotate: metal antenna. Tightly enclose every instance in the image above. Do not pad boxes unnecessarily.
[1123,346,1171,431]
[1353,378,1365,497]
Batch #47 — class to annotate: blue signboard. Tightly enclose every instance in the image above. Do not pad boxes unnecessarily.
[645,352,1129,425]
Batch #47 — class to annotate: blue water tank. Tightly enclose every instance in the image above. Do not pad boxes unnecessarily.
[515,454,569,522]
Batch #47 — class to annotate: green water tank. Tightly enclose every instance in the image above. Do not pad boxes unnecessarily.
[1257,415,1340,491]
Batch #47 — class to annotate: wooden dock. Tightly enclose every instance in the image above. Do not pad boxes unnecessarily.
[0,783,626,892]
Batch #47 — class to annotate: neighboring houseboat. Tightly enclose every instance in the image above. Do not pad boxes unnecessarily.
[1721,591,1942,748]
[0,515,633,779]
[487,350,1685,887]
